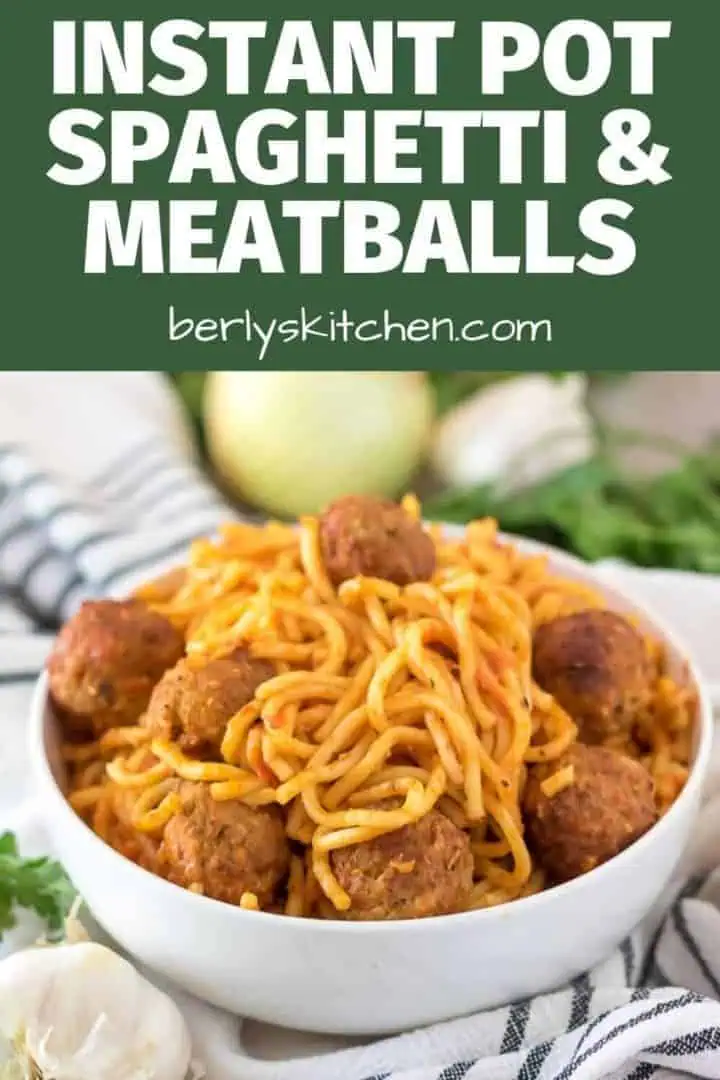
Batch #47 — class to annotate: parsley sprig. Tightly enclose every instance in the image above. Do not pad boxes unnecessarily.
[426,435,720,574]
[0,832,76,940]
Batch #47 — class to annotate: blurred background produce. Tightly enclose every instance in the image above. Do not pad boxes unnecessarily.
[168,371,720,573]
[204,372,434,519]
[430,373,593,492]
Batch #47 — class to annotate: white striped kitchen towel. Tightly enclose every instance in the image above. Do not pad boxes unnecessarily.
[1,370,720,1080]
[0,372,233,622]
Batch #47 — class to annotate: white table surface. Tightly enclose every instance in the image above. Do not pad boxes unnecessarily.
[0,674,42,819]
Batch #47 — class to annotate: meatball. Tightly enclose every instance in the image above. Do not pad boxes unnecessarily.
[143,649,274,756]
[523,743,657,883]
[533,610,652,744]
[319,495,435,587]
[47,599,184,737]
[330,809,474,920]
[160,782,289,907]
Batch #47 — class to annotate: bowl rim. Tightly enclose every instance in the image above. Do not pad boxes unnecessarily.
[30,532,715,936]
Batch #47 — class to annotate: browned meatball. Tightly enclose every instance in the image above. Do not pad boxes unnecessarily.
[331,809,474,920]
[47,599,184,737]
[160,782,289,907]
[319,495,435,587]
[523,743,657,883]
[143,649,274,757]
[533,610,652,744]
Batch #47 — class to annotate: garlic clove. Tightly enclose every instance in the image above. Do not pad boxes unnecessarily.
[430,374,594,492]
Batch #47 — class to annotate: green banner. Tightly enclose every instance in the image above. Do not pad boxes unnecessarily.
[4,2,713,369]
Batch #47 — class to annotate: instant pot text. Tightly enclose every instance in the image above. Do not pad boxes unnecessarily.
[48,19,673,277]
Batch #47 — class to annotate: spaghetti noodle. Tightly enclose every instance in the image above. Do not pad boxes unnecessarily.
[61,508,695,918]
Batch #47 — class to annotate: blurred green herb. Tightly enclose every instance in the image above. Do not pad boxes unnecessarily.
[168,372,207,453]
[426,436,720,573]
[428,373,510,415]
[0,833,76,941]
[170,372,206,420]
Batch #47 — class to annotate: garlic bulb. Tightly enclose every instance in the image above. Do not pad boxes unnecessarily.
[430,374,594,493]
[0,942,193,1080]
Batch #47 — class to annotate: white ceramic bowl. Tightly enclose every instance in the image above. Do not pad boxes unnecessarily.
[30,538,713,1036]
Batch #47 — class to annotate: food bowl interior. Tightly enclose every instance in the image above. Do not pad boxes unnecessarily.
[41,531,710,873]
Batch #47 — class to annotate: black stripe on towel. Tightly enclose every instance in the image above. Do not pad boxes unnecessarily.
[437,1062,476,1080]
[672,903,720,999]
[96,530,210,592]
[0,470,47,501]
[30,499,78,524]
[554,992,701,1080]
[0,584,56,630]
[16,548,54,591]
[638,923,665,988]
[500,1000,531,1054]
[51,571,87,617]
[568,974,591,1030]
[66,529,123,561]
[145,490,223,527]
[121,469,203,514]
[87,438,158,492]
[651,959,673,989]
[517,1038,554,1080]
[621,938,635,985]
[556,988,654,1074]
[96,448,175,503]
[562,1003,615,1069]
[29,501,119,558]
[0,517,36,550]
[646,1024,720,1057]
[624,1064,658,1080]
[0,671,40,685]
